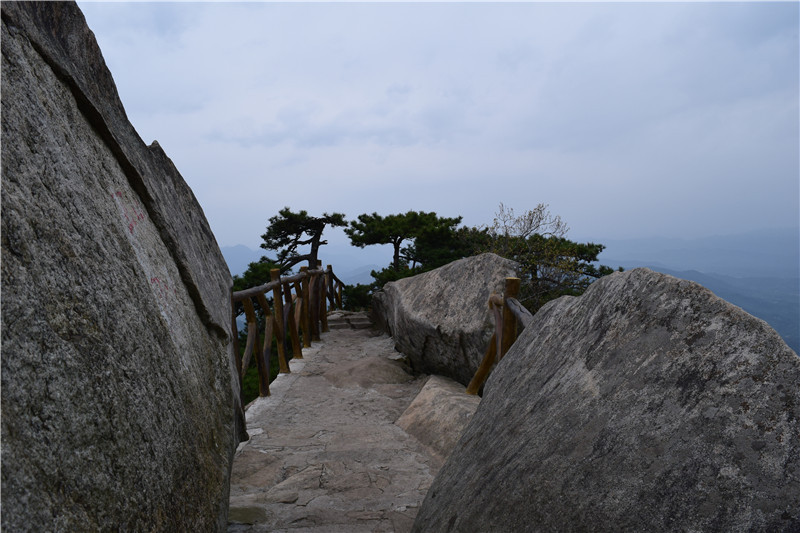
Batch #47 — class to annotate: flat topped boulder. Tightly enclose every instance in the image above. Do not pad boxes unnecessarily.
[396,375,481,461]
[372,253,519,386]
[414,268,800,532]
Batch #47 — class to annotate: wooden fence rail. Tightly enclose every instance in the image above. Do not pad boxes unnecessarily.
[231,262,346,401]
[466,277,533,395]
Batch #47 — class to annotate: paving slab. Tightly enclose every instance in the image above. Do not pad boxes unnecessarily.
[228,315,445,532]
[327,311,374,330]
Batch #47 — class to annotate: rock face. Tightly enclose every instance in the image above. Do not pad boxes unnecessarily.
[1,3,243,531]
[414,268,800,532]
[372,253,519,386]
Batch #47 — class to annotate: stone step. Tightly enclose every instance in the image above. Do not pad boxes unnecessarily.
[325,314,373,330]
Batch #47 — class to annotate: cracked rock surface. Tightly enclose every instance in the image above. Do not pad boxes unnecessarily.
[229,319,453,532]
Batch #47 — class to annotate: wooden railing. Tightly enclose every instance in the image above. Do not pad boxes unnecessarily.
[466,277,533,395]
[231,262,345,400]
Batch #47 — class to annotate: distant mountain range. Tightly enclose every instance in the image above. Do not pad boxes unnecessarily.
[597,228,798,353]
[597,227,799,278]
[219,244,265,278]
[222,227,799,353]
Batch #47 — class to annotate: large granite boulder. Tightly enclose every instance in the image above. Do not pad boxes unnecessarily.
[372,253,518,386]
[1,3,244,531]
[414,268,800,532]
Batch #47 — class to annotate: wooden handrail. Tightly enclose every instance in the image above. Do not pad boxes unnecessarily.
[230,261,346,398]
[505,297,533,329]
[232,271,314,302]
[466,277,524,395]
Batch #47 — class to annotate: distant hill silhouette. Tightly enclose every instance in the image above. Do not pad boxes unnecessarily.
[597,228,798,353]
[220,244,263,276]
[598,227,798,278]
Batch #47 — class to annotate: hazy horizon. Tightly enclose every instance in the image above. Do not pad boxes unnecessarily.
[221,225,800,279]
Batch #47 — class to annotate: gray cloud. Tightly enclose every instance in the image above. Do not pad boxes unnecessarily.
[77,1,798,249]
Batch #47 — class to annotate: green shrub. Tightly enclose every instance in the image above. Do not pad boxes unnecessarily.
[343,283,373,311]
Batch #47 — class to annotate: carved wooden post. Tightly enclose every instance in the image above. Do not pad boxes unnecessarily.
[270,269,290,373]
[500,277,521,359]
[321,265,330,333]
[283,281,303,359]
[299,266,312,348]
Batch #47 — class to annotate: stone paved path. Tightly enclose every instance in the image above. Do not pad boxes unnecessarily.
[227,313,443,532]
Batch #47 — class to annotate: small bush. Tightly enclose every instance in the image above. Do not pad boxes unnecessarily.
[343,283,373,311]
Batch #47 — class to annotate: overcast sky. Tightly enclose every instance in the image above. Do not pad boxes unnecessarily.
[77,1,798,252]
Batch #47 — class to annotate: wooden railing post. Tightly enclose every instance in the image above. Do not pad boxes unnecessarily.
[326,266,344,310]
[320,265,330,333]
[283,280,303,359]
[255,293,274,395]
[466,295,503,395]
[325,265,335,308]
[270,269,290,374]
[240,298,257,378]
[309,265,321,341]
[299,266,312,348]
[500,277,521,359]
[466,277,522,395]
[293,281,304,347]
[242,298,270,396]
[466,333,497,395]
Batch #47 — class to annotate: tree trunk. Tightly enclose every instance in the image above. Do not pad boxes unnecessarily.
[309,236,321,269]
[392,240,401,270]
